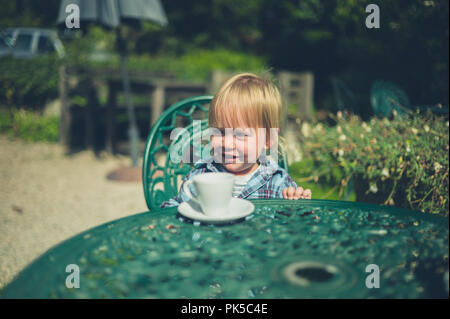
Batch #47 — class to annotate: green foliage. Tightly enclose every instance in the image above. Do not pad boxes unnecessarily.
[0,109,59,142]
[260,0,449,110]
[299,112,449,215]
[0,0,60,28]
[62,26,116,68]
[71,95,87,107]
[0,55,60,108]
[153,0,263,53]
[174,49,267,81]
[289,159,356,201]
[80,49,266,82]
[62,26,267,81]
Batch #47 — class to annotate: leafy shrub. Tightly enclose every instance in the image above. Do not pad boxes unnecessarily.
[0,55,60,108]
[299,111,449,215]
[175,49,267,81]
[289,159,356,201]
[87,48,267,81]
[0,109,59,142]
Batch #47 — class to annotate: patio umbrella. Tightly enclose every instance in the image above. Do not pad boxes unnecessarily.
[57,0,168,167]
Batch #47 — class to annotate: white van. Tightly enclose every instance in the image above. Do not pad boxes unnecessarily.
[0,28,65,58]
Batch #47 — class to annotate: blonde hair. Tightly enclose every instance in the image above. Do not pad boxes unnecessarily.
[209,73,281,134]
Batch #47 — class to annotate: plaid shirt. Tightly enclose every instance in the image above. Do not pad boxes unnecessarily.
[160,157,298,208]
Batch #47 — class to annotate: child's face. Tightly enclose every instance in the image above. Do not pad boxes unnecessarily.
[210,123,268,175]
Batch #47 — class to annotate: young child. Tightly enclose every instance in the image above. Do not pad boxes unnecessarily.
[161,73,311,208]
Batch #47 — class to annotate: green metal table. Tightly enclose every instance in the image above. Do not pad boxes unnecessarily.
[2,200,448,298]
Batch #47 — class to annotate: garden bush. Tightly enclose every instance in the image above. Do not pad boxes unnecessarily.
[86,49,267,82]
[289,158,356,201]
[0,109,59,142]
[63,28,267,82]
[0,55,60,108]
[298,111,449,216]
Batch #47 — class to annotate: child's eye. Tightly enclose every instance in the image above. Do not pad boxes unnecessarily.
[209,128,225,137]
[234,131,248,138]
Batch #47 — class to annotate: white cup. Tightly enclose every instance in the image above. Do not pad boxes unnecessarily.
[183,172,235,216]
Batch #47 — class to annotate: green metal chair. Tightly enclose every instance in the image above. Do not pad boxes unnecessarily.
[371,80,449,117]
[370,80,411,117]
[142,95,289,211]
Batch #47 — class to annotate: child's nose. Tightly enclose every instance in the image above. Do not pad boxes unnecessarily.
[223,134,235,149]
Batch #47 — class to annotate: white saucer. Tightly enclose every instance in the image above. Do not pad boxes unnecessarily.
[177,197,255,224]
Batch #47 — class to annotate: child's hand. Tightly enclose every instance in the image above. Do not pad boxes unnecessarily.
[282,187,312,200]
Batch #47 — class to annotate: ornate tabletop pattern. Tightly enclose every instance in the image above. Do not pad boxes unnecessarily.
[2,200,448,298]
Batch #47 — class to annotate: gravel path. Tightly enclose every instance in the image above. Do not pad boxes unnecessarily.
[0,136,148,289]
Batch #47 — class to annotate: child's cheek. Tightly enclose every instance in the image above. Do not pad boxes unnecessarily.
[210,136,222,149]
[238,137,257,162]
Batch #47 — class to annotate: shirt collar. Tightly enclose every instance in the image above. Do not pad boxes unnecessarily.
[194,156,281,179]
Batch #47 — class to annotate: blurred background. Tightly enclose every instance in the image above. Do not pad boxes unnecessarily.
[0,0,448,289]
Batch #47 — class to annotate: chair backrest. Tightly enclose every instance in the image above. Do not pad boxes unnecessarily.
[142,95,289,211]
[371,80,449,117]
[370,80,411,117]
